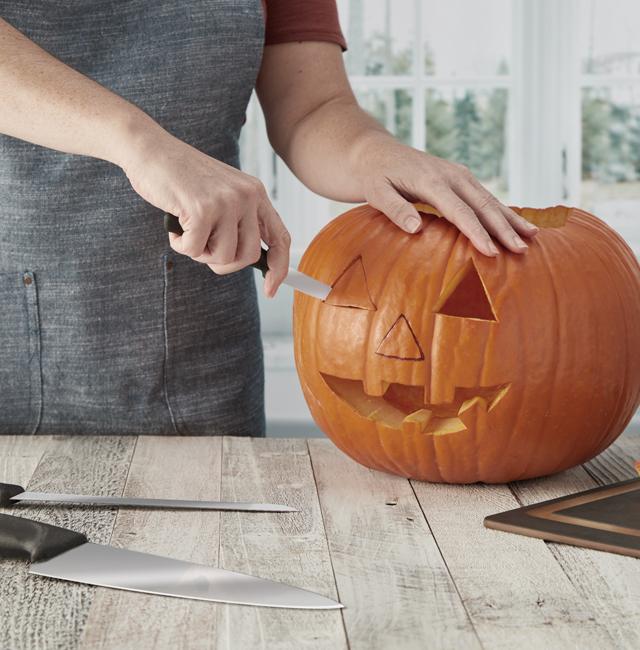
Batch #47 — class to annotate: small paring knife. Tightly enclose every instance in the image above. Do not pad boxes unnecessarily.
[164,213,331,301]
[0,482,296,513]
[0,513,342,609]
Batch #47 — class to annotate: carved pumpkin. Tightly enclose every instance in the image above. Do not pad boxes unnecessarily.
[293,203,640,483]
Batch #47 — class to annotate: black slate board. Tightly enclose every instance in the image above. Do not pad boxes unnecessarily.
[484,478,640,558]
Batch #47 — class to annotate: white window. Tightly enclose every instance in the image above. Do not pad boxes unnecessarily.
[239,0,640,428]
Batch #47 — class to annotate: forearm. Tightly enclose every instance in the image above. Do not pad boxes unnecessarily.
[275,93,399,202]
[0,17,159,167]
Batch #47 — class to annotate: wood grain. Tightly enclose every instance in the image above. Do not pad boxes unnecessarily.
[508,429,640,649]
[79,436,223,650]
[2,432,639,649]
[308,439,480,650]
[411,476,617,649]
[0,435,51,493]
[215,437,346,650]
[0,436,136,650]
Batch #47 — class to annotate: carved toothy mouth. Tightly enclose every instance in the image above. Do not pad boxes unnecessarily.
[321,373,510,435]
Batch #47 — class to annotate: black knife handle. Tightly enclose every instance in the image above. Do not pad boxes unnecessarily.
[163,213,270,277]
[0,513,87,563]
[0,482,24,507]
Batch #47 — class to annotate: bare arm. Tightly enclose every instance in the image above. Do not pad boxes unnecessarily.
[0,17,152,163]
[257,41,538,256]
[0,17,290,295]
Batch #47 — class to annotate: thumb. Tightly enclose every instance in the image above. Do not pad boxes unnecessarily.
[368,182,422,234]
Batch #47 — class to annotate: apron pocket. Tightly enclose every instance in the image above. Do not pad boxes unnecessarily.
[0,271,42,434]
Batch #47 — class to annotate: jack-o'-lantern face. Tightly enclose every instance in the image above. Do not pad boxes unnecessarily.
[293,203,640,484]
[319,253,510,438]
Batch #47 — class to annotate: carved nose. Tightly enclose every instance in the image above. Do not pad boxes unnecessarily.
[376,315,424,361]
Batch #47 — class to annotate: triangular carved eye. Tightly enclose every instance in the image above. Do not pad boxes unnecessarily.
[434,260,496,321]
[325,256,376,310]
[376,315,424,360]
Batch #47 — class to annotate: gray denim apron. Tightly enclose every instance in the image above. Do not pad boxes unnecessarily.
[0,1,266,436]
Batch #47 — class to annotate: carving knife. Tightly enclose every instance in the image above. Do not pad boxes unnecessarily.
[164,213,331,301]
[0,482,296,512]
[0,513,342,609]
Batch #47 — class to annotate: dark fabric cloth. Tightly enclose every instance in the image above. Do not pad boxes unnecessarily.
[263,0,347,50]
[0,0,266,436]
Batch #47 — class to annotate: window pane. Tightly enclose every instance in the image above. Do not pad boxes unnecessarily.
[425,88,509,198]
[421,0,511,76]
[337,0,415,75]
[579,0,640,75]
[581,87,640,254]
[356,88,413,145]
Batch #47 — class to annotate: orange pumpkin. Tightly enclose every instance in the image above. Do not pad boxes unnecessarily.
[293,203,640,483]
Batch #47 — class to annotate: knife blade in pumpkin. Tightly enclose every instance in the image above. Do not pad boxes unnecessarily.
[163,213,331,301]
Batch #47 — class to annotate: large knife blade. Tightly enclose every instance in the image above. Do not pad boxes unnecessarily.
[0,482,296,512]
[164,213,331,301]
[0,513,342,609]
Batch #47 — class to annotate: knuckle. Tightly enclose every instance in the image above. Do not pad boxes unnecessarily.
[366,180,391,203]
[450,162,471,177]
[236,182,254,201]
[216,252,236,265]
[477,191,499,212]
[182,243,204,258]
[208,264,232,275]
[387,199,410,223]
[427,178,449,193]
[450,204,474,224]
[189,200,213,219]
[218,185,239,205]
[248,176,264,195]
[248,248,262,265]
[279,229,292,246]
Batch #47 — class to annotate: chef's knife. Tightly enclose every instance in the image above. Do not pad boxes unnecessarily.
[0,482,296,513]
[164,213,331,301]
[0,513,342,609]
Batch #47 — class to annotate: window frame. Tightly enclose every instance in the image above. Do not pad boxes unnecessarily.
[242,0,640,334]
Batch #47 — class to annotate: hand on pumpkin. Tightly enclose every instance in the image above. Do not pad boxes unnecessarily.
[121,119,290,297]
[355,137,539,257]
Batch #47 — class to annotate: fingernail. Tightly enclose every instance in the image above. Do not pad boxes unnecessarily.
[526,222,539,231]
[404,216,421,233]
[513,234,528,249]
[488,241,500,255]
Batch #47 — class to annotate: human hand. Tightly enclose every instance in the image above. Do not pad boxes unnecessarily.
[356,139,539,256]
[121,125,290,297]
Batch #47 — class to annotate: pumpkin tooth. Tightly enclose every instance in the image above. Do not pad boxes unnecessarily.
[368,403,405,429]
[457,396,490,430]
[402,409,433,434]
[488,384,511,411]
[458,396,489,415]
[363,378,389,397]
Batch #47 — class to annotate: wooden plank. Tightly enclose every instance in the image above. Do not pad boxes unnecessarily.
[308,439,481,650]
[79,436,223,650]
[0,435,136,650]
[0,435,52,494]
[507,429,640,649]
[411,472,617,649]
[583,427,640,485]
[215,437,346,650]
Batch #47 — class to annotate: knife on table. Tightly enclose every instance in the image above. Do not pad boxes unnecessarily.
[164,213,331,301]
[0,482,296,513]
[0,513,342,609]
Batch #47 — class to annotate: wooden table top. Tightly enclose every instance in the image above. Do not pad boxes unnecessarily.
[1,429,639,650]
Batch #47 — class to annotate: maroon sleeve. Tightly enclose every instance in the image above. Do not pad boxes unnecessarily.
[264,0,347,51]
